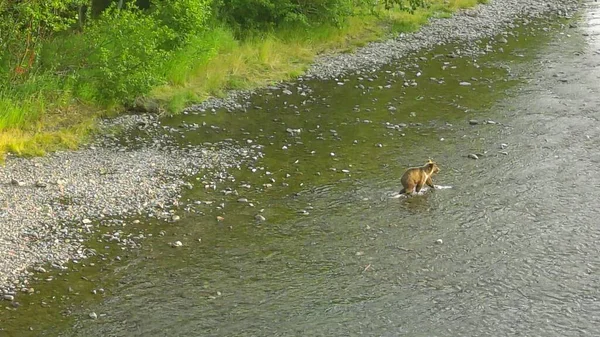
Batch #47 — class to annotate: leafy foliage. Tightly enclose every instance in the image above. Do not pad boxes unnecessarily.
[382,0,427,12]
[213,0,357,34]
[0,0,87,80]
[213,0,428,35]
[81,4,174,103]
[151,0,214,47]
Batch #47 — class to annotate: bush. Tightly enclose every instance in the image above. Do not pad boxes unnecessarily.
[151,0,214,48]
[81,4,173,103]
[213,0,356,35]
[0,0,85,82]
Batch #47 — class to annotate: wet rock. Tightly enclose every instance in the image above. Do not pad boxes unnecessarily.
[10,179,24,187]
[469,120,479,125]
[286,128,301,136]
[500,143,508,149]
[435,239,443,245]
[35,181,47,188]
[255,214,266,222]
[171,241,183,248]
[237,198,248,203]
[467,154,479,160]
[3,294,14,301]
[171,215,181,222]
[459,81,472,86]
[89,312,98,319]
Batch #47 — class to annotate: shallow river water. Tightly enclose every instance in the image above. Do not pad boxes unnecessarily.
[2,1,600,336]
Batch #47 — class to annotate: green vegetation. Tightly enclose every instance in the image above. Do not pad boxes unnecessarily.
[0,0,487,160]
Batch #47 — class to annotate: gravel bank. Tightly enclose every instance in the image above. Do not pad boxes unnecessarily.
[0,0,581,299]
[304,0,580,80]
[0,132,255,297]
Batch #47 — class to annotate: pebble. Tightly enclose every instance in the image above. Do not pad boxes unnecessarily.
[469,120,479,125]
[172,215,181,221]
[238,198,248,203]
[436,239,443,245]
[468,154,479,160]
[171,241,183,248]
[3,294,14,301]
[459,81,472,86]
[10,179,24,187]
[255,214,266,222]
[89,312,98,319]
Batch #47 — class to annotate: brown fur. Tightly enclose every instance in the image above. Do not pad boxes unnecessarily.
[399,159,440,195]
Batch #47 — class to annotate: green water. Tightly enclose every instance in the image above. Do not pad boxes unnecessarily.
[2,14,592,337]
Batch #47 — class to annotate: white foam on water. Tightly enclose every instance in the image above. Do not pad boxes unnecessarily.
[388,185,452,198]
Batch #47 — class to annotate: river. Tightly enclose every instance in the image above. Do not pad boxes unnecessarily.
[1,1,600,336]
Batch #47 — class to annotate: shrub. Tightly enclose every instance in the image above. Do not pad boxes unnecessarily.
[0,0,86,82]
[151,0,214,48]
[81,3,173,103]
[213,0,356,35]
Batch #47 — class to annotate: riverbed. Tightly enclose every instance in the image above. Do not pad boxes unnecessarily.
[3,0,600,336]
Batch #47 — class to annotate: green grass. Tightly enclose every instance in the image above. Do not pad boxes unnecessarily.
[0,0,487,161]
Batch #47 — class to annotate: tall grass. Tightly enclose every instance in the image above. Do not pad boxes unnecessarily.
[0,97,40,130]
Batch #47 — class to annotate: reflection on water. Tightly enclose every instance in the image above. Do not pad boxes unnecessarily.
[4,4,600,337]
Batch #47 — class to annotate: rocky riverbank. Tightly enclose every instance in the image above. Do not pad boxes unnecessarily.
[0,0,581,300]
[0,128,257,298]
